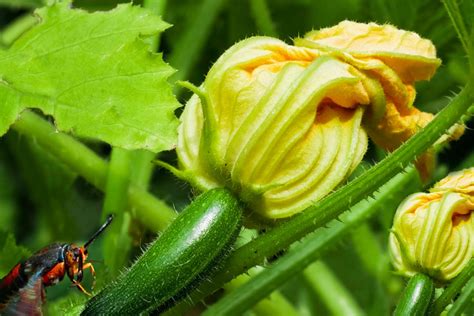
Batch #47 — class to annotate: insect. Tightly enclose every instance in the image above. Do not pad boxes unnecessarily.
[0,215,113,315]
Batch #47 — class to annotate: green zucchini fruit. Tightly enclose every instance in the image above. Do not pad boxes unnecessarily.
[82,188,243,315]
[394,273,434,316]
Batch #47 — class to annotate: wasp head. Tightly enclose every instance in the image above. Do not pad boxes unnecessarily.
[63,215,113,295]
[64,245,87,283]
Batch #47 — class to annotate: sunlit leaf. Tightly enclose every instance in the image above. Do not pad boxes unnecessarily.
[0,2,181,152]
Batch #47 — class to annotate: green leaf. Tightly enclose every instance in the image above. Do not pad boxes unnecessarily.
[0,231,31,276]
[0,2,181,153]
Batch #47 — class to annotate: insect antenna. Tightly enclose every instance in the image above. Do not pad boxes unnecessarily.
[84,214,114,249]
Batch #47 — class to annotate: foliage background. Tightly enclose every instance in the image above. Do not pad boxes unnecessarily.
[0,0,472,315]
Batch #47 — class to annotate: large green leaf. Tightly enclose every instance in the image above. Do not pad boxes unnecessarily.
[0,2,181,152]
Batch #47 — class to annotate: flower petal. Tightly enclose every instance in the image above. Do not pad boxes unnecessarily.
[300,20,441,83]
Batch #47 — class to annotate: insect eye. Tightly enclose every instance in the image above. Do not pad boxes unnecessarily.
[74,248,82,259]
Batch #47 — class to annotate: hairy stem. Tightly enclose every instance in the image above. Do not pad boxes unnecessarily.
[430,259,474,315]
[447,277,474,316]
[197,168,419,316]
[168,82,474,314]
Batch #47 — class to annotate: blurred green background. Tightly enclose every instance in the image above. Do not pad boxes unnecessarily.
[0,0,472,314]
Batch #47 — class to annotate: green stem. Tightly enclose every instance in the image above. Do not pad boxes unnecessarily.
[394,274,434,316]
[142,0,168,50]
[169,82,474,314]
[0,14,37,47]
[249,0,277,36]
[351,223,388,281]
[12,111,176,232]
[350,223,394,313]
[143,0,167,12]
[5,133,76,242]
[447,277,474,316]
[102,148,133,276]
[304,261,364,316]
[223,267,299,316]
[431,259,474,315]
[103,148,131,218]
[251,292,299,316]
[442,0,471,55]
[13,111,107,189]
[168,0,227,94]
[196,168,419,316]
[128,150,155,190]
[134,0,169,191]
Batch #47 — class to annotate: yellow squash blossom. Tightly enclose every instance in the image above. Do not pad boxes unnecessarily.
[173,21,462,220]
[296,21,464,177]
[389,168,474,282]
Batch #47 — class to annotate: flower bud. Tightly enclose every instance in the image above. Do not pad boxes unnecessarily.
[177,38,369,219]
[174,21,461,220]
[389,169,474,282]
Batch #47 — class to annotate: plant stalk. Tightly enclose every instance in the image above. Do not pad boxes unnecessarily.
[0,14,37,47]
[447,277,474,316]
[430,259,474,315]
[143,0,168,50]
[223,268,299,316]
[102,147,133,276]
[168,0,228,95]
[168,82,474,314]
[197,168,419,316]
[441,0,471,55]
[304,261,364,316]
[249,0,277,36]
[12,111,176,232]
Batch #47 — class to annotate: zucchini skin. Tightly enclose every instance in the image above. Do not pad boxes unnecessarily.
[394,273,434,316]
[82,188,243,315]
